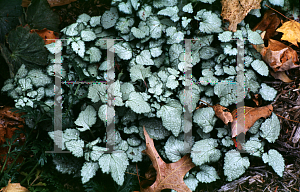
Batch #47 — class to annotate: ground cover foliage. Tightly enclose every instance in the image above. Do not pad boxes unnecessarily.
[0,0,299,192]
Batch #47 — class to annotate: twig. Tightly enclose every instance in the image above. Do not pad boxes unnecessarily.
[270,92,283,105]
[265,4,293,21]
[263,181,273,192]
[20,161,40,185]
[198,99,213,107]
[136,163,141,188]
[276,114,300,123]
[218,176,251,192]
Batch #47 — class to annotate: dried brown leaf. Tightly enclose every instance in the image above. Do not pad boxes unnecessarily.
[252,10,281,41]
[212,104,233,125]
[269,70,293,83]
[30,28,59,45]
[140,126,195,192]
[221,0,262,32]
[0,179,29,192]
[22,0,77,7]
[231,105,273,137]
[261,39,300,72]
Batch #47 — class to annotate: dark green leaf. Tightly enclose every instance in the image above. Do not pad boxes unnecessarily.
[0,43,14,77]
[5,25,48,74]
[27,0,60,32]
[0,0,22,43]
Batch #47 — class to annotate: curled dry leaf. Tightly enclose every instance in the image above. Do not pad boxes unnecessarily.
[231,105,273,137]
[0,179,29,192]
[252,16,299,83]
[252,10,281,42]
[261,39,300,72]
[140,126,195,192]
[221,0,262,32]
[212,104,233,125]
[276,20,300,47]
[30,28,59,45]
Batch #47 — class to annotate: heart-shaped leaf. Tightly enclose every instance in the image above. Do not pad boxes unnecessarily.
[0,0,22,43]
[27,0,60,32]
[1,25,48,76]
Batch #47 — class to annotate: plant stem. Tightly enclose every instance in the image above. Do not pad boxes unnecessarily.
[0,144,12,174]
[20,161,39,186]
[1,112,43,178]
[64,84,81,118]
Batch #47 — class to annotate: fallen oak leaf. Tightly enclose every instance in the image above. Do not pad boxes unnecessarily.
[0,179,29,192]
[231,104,273,138]
[276,20,300,47]
[140,126,195,192]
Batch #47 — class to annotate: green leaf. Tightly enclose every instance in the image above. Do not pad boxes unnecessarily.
[157,99,182,137]
[118,0,132,14]
[98,104,114,125]
[260,112,280,143]
[182,3,193,13]
[136,50,153,65]
[87,83,107,103]
[138,118,170,140]
[224,149,250,181]
[125,92,151,114]
[218,31,233,42]
[81,30,96,41]
[27,0,60,31]
[98,152,129,186]
[259,83,277,101]
[4,26,48,75]
[262,149,285,177]
[251,60,269,76]
[157,6,179,22]
[193,107,217,133]
[72,40,85,58]
[86,47,102,63]
[75,105,97,132]
[65,139,84,157]
[191,138,221,166]
[0,0,22,43]
[247,30,264,44]
[81,162,99,184]
[147,16,162,39]
[164,136,186,162]
[214,83,237,107]
[196,165,220,183]
[113,42,132,60]
[129,65,151,82]
[242,140,264,157]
